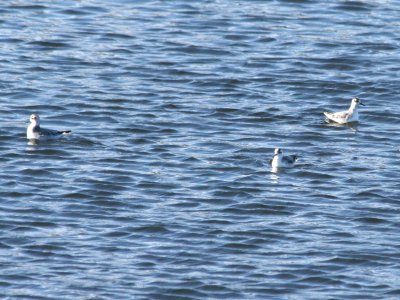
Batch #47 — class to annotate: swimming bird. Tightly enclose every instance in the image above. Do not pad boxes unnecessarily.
[271,148,298,168]
[27,114,71,140]
[324,97,365,124]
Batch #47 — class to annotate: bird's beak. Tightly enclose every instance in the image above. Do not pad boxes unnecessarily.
[360,103,365,106]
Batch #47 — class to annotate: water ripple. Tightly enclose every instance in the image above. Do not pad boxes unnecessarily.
[1,0,400,299]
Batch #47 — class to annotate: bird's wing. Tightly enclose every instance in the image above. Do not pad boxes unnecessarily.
[282,155,297,164]
[324,110,348,121]
[40,127,69,136]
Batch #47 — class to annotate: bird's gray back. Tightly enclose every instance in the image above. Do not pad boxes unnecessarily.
[282,155,297,164]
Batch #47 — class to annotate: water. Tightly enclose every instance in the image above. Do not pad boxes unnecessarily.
[1,0,400,299]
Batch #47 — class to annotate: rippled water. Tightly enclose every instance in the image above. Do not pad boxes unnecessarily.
[1,0,400,299]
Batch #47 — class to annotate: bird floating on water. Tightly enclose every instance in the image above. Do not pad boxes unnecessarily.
[27,114,71,140]
[324,97,365,124]
[270,147,298,168]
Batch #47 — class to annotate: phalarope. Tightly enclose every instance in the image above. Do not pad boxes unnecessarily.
[27,114,71,140]
[271,148,298,168]
[324,97,365,124]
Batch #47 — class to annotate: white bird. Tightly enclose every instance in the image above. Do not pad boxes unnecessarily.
[324,97,365,124]
[27,114,71,140]
[270,148,298,168]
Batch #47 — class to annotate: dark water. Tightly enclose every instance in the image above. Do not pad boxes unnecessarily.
[1,1,400,299]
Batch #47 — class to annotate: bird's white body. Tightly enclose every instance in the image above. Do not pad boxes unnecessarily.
[27,114,42,139]
[271,148,298,168]
[324,98,364,124]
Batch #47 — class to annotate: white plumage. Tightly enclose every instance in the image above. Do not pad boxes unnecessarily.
[324,97,364,124]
